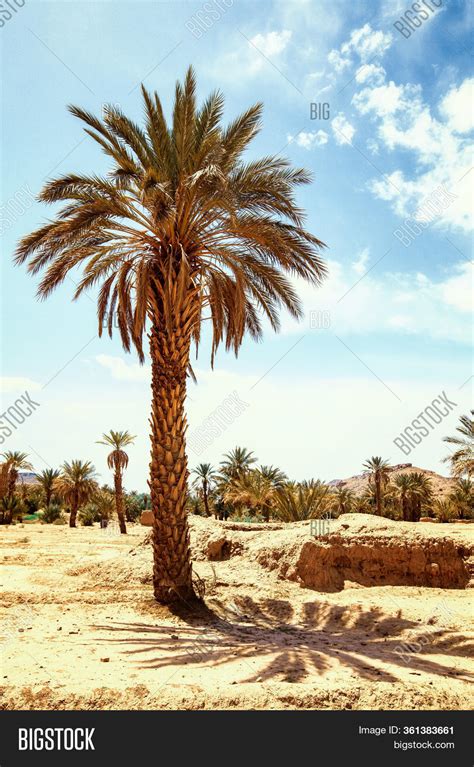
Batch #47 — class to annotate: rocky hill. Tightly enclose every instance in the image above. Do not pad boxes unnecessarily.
[328,464,454,498]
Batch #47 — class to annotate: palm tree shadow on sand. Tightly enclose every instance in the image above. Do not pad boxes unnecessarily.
[92,597,473,686]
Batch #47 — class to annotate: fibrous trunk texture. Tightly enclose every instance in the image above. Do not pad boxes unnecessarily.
[69,493,78,528]
[149,320,195,605]
[114,472,127,534]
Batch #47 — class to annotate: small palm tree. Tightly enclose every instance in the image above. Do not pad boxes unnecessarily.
[93,489,116,524]
[258,464,288,488]
[1,451,33,499]
[448,477,474,520]
[274,479,331,522]
[35,468,60,508]
[363,457,390,516]
[332,486,354,515]
[56,460,98,528]
[220,447,257,480]
[0,495,24,525]
[192,463,218,517]
[393,474,412,521]
[352,495,372,514]
[443,410,474,478]
[224,469,275,521]
[15,69,326,603]
[97,430,136,534]
[432,499,456,523]
[407,472,432,522]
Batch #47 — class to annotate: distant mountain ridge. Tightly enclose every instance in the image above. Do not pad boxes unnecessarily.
[18,471,39,486]
[329,464,454,497]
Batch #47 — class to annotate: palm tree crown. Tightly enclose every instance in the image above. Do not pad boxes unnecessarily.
[56,460,97,496]
[443,410,474,478]
[258,464,288,488]
[363,456,390,476]
[192,462,218,484]
[35,468,60,506]
[2,451,33,472]
[220,446,257,479]
[97,430,136,472]
[56,460,98,527]
[1,451,33,497]
[15,66,326,363]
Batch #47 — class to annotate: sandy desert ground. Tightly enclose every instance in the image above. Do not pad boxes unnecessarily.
[1,515,473,710]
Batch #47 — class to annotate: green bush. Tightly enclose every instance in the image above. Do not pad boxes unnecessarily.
[433,500,457,523]
[79,504,101,526]
[41,504,63,524]
[125,492,150,522]
[231,512,265,523]
[24,496,41,515]
[0,496,27,524]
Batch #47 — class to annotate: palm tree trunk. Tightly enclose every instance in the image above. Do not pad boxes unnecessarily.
[114,471,127,534]
[46,487,52,507]
[375,476,381,516]
[70,490,78,527]
[149,322,195,605]
[202,481,210,517]
[7,469,17,500]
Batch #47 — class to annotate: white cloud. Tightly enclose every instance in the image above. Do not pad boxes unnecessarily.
[287,129,328,149]
[250,29,292,59]
[353,81,419,118]
[7,360,467,489]
[352,72,473,233]
[307,70,325,81]
[325,22,472,232]
[95,354,149,382]
[351,248,370,275]
[279,259,473,345]
[439,262,474,313]
[343,23,392,62]
[176,370,470,484]
[1,377,41,394]
[328,23,392,78]
[355,63,386,85]
[367,138,379,154]
[332,112,355,145]
[327,48,350,73]
[209,29,292,80]
[439,78,474,134]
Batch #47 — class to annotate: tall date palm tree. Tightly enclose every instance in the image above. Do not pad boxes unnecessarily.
[97,430,136,534]
[15,68,326,603]
[192,462,218,517]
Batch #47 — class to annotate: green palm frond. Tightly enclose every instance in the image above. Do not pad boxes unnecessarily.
[15,67,327,367]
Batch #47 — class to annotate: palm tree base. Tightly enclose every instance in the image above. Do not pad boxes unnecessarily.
[153,581,197,606]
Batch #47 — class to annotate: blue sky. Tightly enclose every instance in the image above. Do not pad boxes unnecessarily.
[1,0,472,490]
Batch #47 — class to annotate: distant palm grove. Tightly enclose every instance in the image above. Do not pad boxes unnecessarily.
[0,410,472,529]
